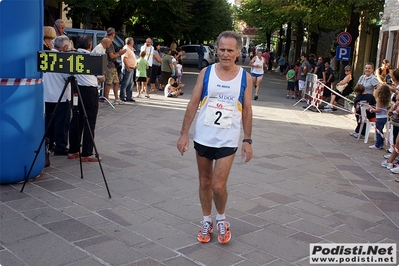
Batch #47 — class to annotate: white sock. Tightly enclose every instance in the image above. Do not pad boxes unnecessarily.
[216,213,226,221]
[203,215,212,223]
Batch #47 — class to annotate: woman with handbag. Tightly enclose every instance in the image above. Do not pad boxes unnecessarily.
[325,65,354,110]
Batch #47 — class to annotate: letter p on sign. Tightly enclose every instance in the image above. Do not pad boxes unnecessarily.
[336,46,351,61]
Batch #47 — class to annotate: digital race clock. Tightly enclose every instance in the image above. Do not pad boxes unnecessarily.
[37,51,107,75]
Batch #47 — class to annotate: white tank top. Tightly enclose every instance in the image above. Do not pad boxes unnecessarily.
[251,56,264,75]
[193,64,247,148]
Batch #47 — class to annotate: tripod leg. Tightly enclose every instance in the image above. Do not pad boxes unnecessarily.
[73,78,111,198]
[21,77,72,192]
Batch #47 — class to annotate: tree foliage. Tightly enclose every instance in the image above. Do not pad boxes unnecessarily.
[48,0,233,44]
[235,0,383,58]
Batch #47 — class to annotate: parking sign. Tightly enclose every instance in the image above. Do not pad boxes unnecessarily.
[336,46,351,61]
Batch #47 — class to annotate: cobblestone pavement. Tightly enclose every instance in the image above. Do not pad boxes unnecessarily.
[1,66,398,266]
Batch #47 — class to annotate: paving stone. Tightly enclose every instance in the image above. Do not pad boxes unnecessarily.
[75,235,147,265]
[238,229,308,262]
[242,249,277,264]
[0,203,21,220]
[259,209,300,225]
[134,242,177,262]
[0,217,47,244]
[43,218,102,242]
[6,233,88,266]
[259,192,299,204]
[22,206,71,224]
[286,219,333,236]
[177,243,243,266]
[0,186,30,202]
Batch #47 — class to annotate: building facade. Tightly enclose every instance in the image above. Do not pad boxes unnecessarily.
[377,0,399,68]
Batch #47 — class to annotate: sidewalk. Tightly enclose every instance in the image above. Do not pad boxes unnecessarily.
[1,67,398,266]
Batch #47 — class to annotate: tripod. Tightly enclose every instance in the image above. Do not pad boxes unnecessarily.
[21,75,111,198]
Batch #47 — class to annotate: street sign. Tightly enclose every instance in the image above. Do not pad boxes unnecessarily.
[337,32,352,46]
[336,46,351,61]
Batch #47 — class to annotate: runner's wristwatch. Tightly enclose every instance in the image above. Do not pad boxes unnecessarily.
[242,139,252,144]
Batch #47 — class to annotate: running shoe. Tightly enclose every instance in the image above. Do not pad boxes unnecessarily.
[390,166,399,174]
[254,94,258,101]
[217,220,231,244]
[381,160,394,169]
[197,221,213,243]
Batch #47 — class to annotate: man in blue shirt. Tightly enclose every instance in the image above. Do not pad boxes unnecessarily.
[198,44,205,70]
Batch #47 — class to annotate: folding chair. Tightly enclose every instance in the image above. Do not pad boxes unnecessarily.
[357,105,375,143]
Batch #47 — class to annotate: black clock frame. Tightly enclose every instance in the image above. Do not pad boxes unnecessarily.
[37,51,107,75]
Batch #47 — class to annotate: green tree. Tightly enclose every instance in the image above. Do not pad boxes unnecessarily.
[47,0,233,45]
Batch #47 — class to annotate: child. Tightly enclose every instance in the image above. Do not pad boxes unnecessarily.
[164,77,184,98]
[176,58,183,83]
[286,64,296,99]
[136,51,150,98]
[369,84,392,149]
[349,84,376,138]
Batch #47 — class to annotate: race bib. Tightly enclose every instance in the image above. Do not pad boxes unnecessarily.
[203,94,235,128]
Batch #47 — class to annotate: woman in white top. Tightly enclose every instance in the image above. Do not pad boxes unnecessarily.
[249,50,267,100]
[357,62,379,95]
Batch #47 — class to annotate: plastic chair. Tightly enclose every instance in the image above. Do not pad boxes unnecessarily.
[357,105,375,143]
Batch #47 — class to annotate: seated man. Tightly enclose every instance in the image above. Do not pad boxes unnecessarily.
[164,77,184,97]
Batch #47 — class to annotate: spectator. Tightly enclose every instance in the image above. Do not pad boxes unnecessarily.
[150,42,162,93]
[68,35,105,162]
[314,56,325,80]
[43,35,71,155]
[381,69,399,177]
[262,48,270,73]
[241,47,247,64]
[357,62,379,95]
[43,26,56,50]
[293,61,301,98]
[92,38,111,54]
[53,19,75,51]
[349,84,376,139]
[104,27,126,104]
[278,53,287,75]
[323,61,335,99]
[286,64,296,99]
[329,51,336,74]
[376,59,390,84]
[119,37,137,102]
[298,53,311,101]
[164,77,184,97]
[326,65,354,110]
[368,84,391,149]
[197,44,205,70]
[160,48,173,90]
[176,58,183,83]
[136,51,150,98]
[140,38,154,84]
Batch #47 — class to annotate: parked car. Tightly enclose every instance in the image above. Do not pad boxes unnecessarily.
[64,28,125,53]
[179,44,216,67]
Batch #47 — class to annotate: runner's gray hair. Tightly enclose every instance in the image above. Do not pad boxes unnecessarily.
[216,31,242,50]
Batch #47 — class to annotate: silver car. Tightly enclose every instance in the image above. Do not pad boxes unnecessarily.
[180,44,216,67]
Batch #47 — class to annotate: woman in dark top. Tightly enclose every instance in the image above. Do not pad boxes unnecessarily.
[326,65,354,109]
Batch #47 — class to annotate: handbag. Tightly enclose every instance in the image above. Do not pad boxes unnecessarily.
[336,84,347,93]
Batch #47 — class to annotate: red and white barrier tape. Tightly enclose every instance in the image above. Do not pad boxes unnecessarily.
[0,78,43,86]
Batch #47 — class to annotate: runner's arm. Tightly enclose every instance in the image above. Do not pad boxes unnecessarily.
[177,68,206,155]
[241,71,253,163]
